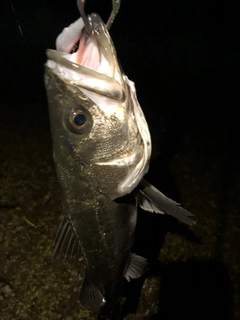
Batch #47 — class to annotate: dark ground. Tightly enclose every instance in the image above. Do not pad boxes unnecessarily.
[0,0,239,319]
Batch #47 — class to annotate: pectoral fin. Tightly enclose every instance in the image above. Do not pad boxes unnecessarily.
[137,192,165,214]
[124,253,148,282]
[138,179,196,226]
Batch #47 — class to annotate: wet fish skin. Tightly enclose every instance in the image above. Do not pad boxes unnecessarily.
[45,13,150,308]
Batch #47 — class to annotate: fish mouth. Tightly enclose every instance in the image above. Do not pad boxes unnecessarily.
[46,13,124,101]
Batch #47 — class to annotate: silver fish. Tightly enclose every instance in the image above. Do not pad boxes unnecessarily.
[44,2,195,317]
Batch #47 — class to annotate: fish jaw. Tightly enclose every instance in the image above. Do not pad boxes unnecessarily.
[45,13,151,200]
[46,13,124,97]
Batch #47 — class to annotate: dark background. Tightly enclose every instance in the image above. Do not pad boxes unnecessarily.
[0,0,239,319]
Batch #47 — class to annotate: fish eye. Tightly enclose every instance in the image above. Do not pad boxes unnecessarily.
[74,113,86,126]
[67,109,92,134]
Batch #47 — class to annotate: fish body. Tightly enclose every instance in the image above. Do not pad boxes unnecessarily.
[45,13,150,308]
[45,10,195,318]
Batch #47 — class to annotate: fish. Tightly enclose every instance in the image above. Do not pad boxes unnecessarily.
[44,3,195,318]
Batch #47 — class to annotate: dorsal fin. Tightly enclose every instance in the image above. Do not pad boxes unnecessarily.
[52,214,81,261]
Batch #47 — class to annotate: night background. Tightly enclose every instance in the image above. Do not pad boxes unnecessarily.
[0,0,239,319]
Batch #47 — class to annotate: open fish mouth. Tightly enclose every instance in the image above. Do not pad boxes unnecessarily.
[55,13,116,77]
[46,13,124,101]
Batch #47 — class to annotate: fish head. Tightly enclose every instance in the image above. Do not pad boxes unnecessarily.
[45,13,151,201]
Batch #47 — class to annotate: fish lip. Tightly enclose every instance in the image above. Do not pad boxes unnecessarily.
[45,49,114,82]
[45,49,124,101]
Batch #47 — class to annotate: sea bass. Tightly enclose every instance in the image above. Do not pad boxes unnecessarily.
[44,4,195,318]
[45,12,151,309]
